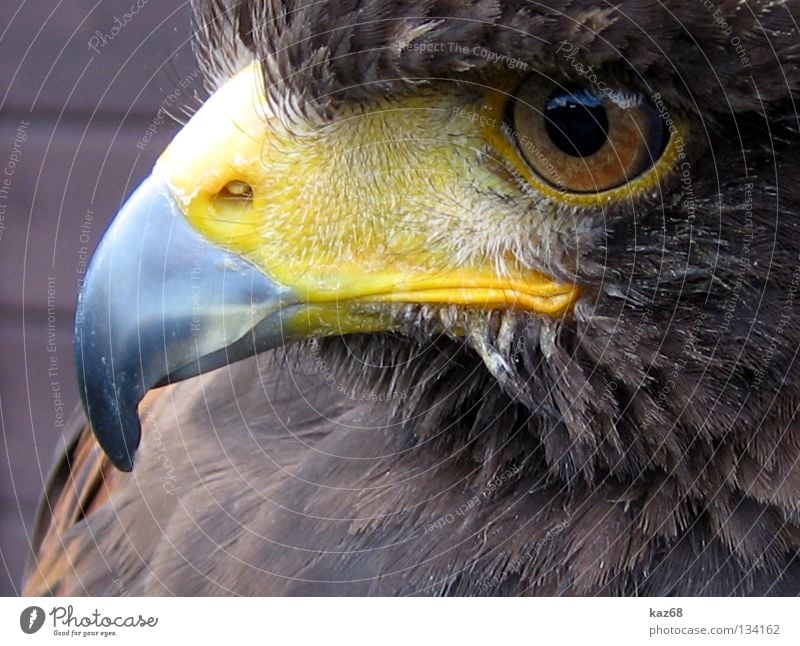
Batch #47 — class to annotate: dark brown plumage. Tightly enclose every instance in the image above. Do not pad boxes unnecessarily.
[25,0,800,595]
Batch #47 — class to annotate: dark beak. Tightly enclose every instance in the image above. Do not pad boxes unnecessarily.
[74,176,295,471]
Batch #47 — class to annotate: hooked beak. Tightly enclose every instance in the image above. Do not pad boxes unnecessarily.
[74,176,300,471]
[76,62,579,472]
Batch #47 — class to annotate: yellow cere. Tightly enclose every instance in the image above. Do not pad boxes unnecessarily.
[154,61,580,318]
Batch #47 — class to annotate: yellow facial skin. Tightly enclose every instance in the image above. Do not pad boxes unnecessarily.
[153,62,603,328]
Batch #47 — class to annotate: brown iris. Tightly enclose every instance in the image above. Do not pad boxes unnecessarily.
[509,79,668,193]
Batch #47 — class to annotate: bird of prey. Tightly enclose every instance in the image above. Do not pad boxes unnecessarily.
[23,0,800,596]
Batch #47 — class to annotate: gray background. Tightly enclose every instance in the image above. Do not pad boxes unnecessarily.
[0,0,198,595]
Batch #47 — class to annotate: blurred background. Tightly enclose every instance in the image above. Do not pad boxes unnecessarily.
[0,0,201,595]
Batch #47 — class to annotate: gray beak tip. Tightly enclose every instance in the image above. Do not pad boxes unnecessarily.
[74,175,293,471]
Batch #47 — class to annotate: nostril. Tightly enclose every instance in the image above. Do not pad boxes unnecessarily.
[217,180,254,201]
[206,180,256,228]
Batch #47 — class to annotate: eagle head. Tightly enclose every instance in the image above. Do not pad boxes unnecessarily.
[71,0,800,595]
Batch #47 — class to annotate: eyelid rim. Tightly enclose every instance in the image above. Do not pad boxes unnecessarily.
[479,79,688,207]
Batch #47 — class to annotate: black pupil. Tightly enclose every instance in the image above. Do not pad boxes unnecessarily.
[544,88,609,157]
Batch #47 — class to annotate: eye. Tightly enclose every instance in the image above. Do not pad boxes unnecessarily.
[508,79,668,193]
